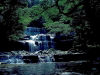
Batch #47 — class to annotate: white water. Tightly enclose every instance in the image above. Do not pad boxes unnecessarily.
[19,34,55,52]
[38,55,55,62]
[0,55,24,64]
[0,27,55,64]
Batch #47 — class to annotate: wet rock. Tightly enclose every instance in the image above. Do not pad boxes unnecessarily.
[54,54,88,62]
[22,55,39,63]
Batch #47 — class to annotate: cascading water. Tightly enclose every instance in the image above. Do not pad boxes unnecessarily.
[0,55,24,64]
[19,27,55,52]
[38,55,55,62]
[0,27,55,64]
[25,27,47,35]
[25,40,38,52]
[17,27,55,63]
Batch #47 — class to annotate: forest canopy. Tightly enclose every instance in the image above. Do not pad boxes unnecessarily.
[0,0,100,46]
[0,0,27,41]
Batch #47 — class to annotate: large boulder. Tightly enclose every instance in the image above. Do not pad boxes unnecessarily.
[22,55,39,63]
[54,32,74,50]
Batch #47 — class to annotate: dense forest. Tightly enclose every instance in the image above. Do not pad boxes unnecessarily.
[0,0,100,51]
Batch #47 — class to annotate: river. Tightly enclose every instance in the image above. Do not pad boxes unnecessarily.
[1,61,99,75]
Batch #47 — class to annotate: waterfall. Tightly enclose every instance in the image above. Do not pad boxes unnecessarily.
[38,55,55,62]
[19,27,55,52]
[25,40,38,52]
[25,27,47,35]
[13,27,56,64]
[19,34,55,52]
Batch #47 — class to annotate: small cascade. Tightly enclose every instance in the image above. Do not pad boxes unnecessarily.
[19,34,55,52]
[38,55,55,62]
[25,40,38,52]
[18,27,55,53]
[25,27,47,35]
[6,58,24,64]
[0,55,24,64]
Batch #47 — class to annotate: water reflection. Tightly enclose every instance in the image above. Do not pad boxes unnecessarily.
[0,63,56,75]
[0,62,100,75]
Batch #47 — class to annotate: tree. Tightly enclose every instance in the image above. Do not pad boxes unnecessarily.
[0,0,27,41]
[30,0,99,49]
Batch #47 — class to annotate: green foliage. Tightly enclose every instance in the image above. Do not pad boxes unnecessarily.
[41,6,59,22]
[30,5,43,19]
[44,21,71,34]
[58,0,67,6]
[16,5,44,25]
[15,0,83,35]
[0,0,27,41]
[0,6,4,10]
[34,0,93,47]
[0,0,94,47]
[16,8,33,25]
[37,0,86,35]
[39,0,82,34]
